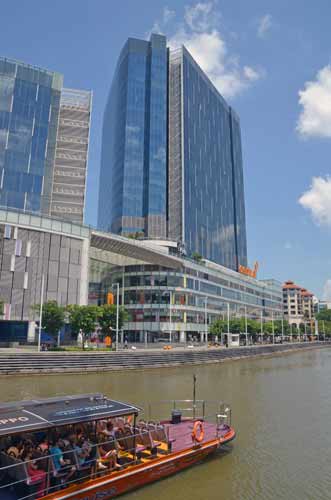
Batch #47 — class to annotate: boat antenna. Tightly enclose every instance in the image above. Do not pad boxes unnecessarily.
[193,373,197,420]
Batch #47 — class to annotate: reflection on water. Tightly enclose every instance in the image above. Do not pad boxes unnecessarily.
[1,348,331,500]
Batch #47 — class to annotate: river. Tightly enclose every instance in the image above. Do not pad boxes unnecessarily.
[1,348,330,500]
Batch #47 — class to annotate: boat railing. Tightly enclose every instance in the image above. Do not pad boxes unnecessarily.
[0,425,181,500]
[142,399,232,428]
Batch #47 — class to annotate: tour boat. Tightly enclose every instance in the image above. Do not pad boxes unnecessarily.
[0,392,235,500]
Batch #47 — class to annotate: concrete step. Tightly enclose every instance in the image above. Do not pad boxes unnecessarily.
[0,342,329,374]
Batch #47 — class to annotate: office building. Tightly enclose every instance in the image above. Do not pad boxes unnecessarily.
[51,88,92,224]
[99,34,247,271]
[283,280,315,325]
[0,57,62,214]
[168,47,247,270]
[0,57,91,223]
[99,34,168,238]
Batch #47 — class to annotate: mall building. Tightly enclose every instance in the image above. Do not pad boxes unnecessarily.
[0,209,282,342]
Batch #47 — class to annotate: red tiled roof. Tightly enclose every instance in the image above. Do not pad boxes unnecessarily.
[283,280,301,289]
[283,281,314,296]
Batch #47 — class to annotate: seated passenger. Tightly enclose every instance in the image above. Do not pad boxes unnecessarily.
[23,449,47,499]
[74,437,90,467]
[7,436,24,458]
[36,436,49,455]
[50,437,76,482]
[97,433,120,470]
[102,421,116,439]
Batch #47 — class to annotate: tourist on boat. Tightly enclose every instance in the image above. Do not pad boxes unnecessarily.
[101,421,117,439]
[74,438,89,465]
[97,433,121,470]
[36,435,49,455]
[22,449,47,499]
[50,437,76,482]
[6,436,24,458]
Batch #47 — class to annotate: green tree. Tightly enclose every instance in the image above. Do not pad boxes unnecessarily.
[192,252,203,263]
[66,305,100,349]
[316,309,331,322]
[98,304,128,338]
[32,300,65,342]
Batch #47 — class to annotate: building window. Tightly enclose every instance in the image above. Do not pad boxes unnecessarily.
[26,240,31,257]
[4,225,11,239]
[15,239,22,257]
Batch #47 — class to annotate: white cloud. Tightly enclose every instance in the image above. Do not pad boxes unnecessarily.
[184,2,215,32]
[299,176,331,226]
[150,6,176,34]
[297,65,331,138]
[163,6,175,24]
[323,280,331,300]
[257,14,272,38]
[151,1,264,99]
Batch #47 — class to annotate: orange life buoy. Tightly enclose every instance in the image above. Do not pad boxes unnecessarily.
[126,415,133,424]
[192,420,204,443]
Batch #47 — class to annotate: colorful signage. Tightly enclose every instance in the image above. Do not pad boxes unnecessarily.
[239,261,259,279]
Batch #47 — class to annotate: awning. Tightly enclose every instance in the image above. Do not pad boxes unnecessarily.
[91,231,183,269]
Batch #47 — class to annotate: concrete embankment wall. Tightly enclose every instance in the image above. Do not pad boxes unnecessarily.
[0,342,329,376]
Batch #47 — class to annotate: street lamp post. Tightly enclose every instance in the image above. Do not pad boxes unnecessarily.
[227,303,230,347]
[38,273,45,353]
[204,297,208,348]
[281,317,284,343]
[244,306,248,346]
[111,282,120,352]
[169,291,172,344]
[260,310,263,344]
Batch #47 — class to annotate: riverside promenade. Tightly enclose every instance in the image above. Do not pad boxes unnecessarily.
[0,342,330,375]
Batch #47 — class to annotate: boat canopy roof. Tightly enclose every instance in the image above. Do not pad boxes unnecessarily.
[0,393,140,437]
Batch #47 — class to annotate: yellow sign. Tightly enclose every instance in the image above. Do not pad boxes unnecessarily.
[239,261,259,279]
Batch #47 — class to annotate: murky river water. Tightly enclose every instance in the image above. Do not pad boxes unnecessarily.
[1,348,331,500]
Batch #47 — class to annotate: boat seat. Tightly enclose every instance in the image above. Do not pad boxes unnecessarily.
[149,424,175,447]
[49,454,70,480]
[121,428,146,456]
[137,427,161,455]
[72,450,94,477]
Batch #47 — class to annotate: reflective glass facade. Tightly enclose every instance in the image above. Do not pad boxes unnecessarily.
[92,262,282,342]
[168,48,247,270]
[100,35,247,272]
[99,34,168,238]
[0,58,62,214]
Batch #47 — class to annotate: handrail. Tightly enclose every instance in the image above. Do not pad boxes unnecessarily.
[140,399,231,426]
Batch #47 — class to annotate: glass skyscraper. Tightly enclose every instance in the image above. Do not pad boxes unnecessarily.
[169,47,247,270]
[99,35,247,271]
[0,57,62,214]
[98,34,168,238]
[0,57,91,222]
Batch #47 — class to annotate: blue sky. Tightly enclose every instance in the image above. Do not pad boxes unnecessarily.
[1,0,331,297]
